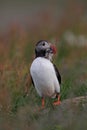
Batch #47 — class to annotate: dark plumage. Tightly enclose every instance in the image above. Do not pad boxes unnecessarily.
[35,40,49,58]
[53,64,61,85]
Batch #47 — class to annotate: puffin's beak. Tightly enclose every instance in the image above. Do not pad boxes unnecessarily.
[50,45,57,54]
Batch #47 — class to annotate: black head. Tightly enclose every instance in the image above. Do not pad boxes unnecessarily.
[35,40,50,57]
[35,40,56,60]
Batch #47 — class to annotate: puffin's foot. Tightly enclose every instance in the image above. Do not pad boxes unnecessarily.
[53,100,61,105]
[39,97,45,110]
[53,95,61,106]
[36,98,45,111]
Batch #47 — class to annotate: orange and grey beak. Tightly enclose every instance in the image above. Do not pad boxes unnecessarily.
[50,45,57,54]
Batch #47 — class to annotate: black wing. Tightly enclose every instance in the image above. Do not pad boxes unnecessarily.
[53,64,61,85]
[30,74,34,86]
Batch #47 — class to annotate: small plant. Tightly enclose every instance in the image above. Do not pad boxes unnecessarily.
[61,79,73,100]
[74,83,87,97]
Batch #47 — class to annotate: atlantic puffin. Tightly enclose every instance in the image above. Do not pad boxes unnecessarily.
[30,40,61,108]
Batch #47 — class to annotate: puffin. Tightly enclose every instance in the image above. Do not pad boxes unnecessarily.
[30,40,61,108]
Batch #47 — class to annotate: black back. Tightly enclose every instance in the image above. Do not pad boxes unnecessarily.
[53,64,61,85]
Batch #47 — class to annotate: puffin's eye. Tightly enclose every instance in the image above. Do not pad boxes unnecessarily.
[42,43,45,46]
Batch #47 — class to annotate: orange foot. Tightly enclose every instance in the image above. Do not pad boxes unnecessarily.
[53,95,61,106]
[53,100,61,105]
[39,97,45,110]
[38,98,46,111]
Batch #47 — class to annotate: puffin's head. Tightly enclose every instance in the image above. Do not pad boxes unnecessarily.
[35,40,56,61]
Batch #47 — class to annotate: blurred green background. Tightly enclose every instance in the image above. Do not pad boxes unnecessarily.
[0,0,87,130]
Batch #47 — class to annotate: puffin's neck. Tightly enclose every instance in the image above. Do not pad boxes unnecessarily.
[35,50,46,58]
[35,50,53,61]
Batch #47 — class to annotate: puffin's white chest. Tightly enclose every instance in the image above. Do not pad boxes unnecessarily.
[30,57,60,97]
